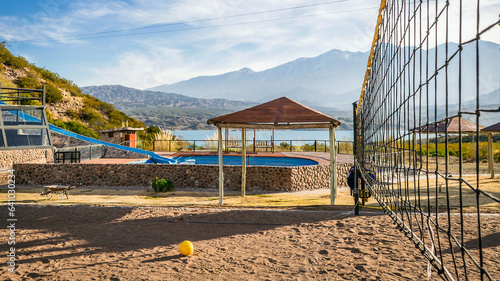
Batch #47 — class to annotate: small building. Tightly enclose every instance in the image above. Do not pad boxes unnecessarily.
[99,127,143,148]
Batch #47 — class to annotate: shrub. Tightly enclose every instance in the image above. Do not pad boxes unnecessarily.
[153,130,181,151]
[16,77,63,104]
[494,151,500,162]
[152,177,174,192]
[61,121,100,139]
[65,109,80,121]
[0,42,29,69]
[279,142,290,150]
[45,84,63,104]
[79,107,102,123]
[145,126,161,134]
[429,149,446,157]
[16,76,38,88]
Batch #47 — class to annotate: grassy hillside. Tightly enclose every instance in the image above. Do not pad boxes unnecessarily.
[83,85,354,130]
[0,42,144,139]
[125,107,239,130]
[82,85,256,110]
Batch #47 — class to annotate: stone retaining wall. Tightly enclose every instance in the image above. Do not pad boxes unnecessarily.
[0,148,54,184]
[0,148,53,169]
[14,163,352,191]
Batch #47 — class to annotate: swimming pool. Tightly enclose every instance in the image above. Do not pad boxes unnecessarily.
[137,155,318,167]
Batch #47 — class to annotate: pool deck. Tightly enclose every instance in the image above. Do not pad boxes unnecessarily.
[82,152,353,165]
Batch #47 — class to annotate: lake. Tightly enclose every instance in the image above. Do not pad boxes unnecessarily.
[170,129,353,142]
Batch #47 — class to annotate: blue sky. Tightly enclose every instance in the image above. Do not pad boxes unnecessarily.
[1,0,499,89]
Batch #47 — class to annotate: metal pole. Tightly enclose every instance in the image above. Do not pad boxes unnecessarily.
[353,101,359,215]
[488,133,494,178]
[329,127,337,205]
[241,128,246,197]
[218,126,224,204]
[314,140,317,152]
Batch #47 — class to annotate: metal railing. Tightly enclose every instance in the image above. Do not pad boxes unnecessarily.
[152,139,353,154]
[54,150,80,163]
[119,140,146,149]
[54,144,106,162]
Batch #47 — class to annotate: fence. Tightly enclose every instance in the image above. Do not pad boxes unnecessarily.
[355,0,500,280]
[54,144,106,163]
[119,140,146,150]
[152,139,353,154]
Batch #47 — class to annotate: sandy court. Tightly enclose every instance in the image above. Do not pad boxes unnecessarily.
[1,205,498,280]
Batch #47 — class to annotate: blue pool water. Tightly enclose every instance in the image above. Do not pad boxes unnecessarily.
[135,155,318,167]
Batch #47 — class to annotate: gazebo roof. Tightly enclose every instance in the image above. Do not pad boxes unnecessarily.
[411,116,484,133]
[482,122,500,133]
[207,97,341,129]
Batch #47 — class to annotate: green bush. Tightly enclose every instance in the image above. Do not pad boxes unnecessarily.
[16,76,38,88]
[79,107,103,123]
[429,149,446,157]
[495,151,500,162]
[65,109,81,121]
[45,84,63,104]
[83,95,114,115]
[0,42,29,69]
[152,177,174,192]
[62,121,100,139]
[16,77,63,104]
[145,125,161,134]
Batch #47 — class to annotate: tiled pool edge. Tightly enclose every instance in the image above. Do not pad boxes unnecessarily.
[13,163,352,192]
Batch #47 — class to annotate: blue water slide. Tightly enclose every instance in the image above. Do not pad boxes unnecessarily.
[0,102,175,163]
[48,124,175,163]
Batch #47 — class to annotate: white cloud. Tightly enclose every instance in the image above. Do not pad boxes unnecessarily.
[2,0,499,89]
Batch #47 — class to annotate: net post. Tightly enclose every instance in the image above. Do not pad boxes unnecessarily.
[353,101,359,216]
[241,128,246,197]
[329,126,337,205]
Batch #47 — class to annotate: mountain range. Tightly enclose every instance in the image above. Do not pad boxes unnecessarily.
[82,85,259,130]
[81,85,354,130]
[83,41,498,129]
[147,41,499,108]
[82,84,256,110]
[148,49,368,108]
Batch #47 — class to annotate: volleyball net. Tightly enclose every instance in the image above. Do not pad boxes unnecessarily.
[355,0,499,280]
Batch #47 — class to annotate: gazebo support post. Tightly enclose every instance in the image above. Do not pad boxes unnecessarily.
[242,128,246,196]
[218,126,224,204]
[488,132,494,178]
[330,127,337,205]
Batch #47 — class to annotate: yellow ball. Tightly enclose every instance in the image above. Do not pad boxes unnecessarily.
[179,240,194,256]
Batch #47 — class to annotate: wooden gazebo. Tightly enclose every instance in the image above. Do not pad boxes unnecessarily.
[411,116,484,133]
[410,117,485,168]
[207,97,341,205]
[482,122,500,178]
